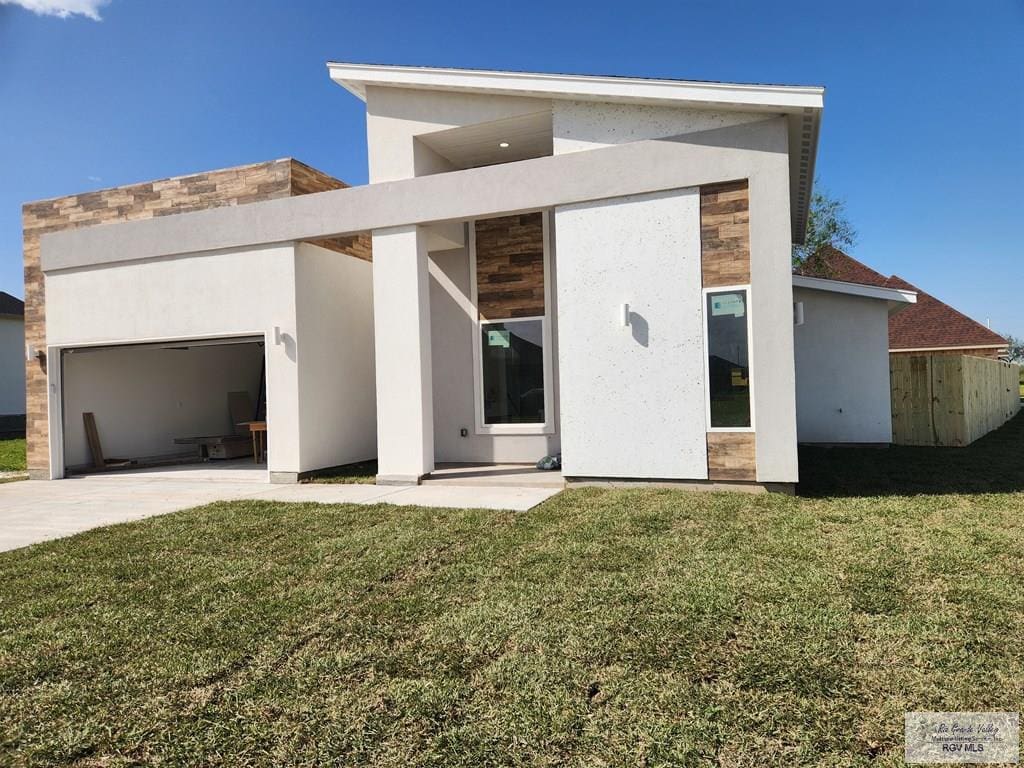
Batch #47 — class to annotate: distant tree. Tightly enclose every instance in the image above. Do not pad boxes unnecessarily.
[1003,334,1024,364]
[792,183,857,268]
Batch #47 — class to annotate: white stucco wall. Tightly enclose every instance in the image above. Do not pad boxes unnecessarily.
[552,101,765,154]
[61,342,263,467]
[429,245,560,464]
[294,243,377,472]
[45,244,301,475]
[46,242,378,478]
[745,132,800,483]
[371,225,435,481]
[555,188,708,479]
[0,317,25,415]
[793,287,893,443]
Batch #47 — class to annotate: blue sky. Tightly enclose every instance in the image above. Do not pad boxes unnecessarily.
[1,0,1021,335]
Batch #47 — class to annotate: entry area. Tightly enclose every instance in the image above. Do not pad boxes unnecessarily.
[58,336,267,479]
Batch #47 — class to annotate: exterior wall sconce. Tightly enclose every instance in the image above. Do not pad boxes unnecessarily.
[622,303,631,327]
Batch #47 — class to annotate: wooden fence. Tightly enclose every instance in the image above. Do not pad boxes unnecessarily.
[890,354,1021,446]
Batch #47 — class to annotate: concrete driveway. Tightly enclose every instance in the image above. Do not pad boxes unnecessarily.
[0,470,562,553]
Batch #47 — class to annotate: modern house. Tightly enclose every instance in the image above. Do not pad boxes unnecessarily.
[25,63,916,489]
[0,291,26,430]
[800,248,1007,358]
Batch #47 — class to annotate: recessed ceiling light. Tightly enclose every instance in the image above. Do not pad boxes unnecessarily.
[498,141,510,148]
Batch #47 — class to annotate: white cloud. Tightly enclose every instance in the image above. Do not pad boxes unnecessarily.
[0,0,110,20]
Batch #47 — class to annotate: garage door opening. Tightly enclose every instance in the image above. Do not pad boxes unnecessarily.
[59,336,267,480]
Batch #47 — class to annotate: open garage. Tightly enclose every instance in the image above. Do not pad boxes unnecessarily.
[60,336,267,477]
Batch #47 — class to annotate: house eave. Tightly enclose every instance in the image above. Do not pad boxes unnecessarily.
[326,62,825,110]
[326,62,824,244]
[792,274,917,315]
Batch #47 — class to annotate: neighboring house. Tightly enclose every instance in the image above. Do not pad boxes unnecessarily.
[0,291,26,423]
[799,247,1008,358]
[25,63,916,488]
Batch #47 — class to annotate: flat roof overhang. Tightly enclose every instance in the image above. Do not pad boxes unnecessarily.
[327,62,824,242]
[792,274,918,316]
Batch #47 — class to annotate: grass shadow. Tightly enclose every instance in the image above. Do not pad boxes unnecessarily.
[302,459,377,484]
[798,410,1024,497]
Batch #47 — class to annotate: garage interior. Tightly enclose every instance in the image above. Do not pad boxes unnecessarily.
[60,337,266,477]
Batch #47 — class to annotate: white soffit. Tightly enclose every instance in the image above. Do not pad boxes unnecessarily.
[327,62,825,243]
[417,111,554,169]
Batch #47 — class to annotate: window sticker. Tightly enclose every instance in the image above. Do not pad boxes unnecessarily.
[487,329,510,348]
[711,293,746,318]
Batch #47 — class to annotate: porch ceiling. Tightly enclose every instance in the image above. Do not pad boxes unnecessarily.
[417,111,554,170]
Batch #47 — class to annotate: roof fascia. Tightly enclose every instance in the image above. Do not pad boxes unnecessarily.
[793,274,917,305]
[326,62,824,112]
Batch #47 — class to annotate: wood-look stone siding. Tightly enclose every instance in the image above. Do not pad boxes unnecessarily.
[474,212,545,320]
[700,179,756,482]
[706,432,757,482]
[22,158,369,477]
[700,180,750,287]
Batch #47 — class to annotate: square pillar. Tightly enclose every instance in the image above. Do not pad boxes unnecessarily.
[371,225,434,484]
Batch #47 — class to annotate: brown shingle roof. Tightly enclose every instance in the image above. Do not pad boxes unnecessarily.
[882,275,1007,350]
[796,248,1007,352]
[794,246,891,286]
[0,291,24,318]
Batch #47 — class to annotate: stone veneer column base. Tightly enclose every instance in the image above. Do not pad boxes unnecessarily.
[268,471,300,484]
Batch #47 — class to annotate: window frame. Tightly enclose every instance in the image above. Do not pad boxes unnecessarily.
[469,211,555,436]
[702,284,756,433]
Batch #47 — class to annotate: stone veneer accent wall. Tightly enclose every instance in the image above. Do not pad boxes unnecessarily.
[290,161,372,262]
[700,180,756,482]
[22,158,370,477]
[700,180,750,287]
[474,212,545,320]
[706,432,757,482]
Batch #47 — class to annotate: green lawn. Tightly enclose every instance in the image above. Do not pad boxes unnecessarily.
[303,459,377,484]
[0,437,26,472]
[2,418,1024,766]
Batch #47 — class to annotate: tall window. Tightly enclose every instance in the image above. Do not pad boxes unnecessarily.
[480,318,546,424]
[471,211,553,435]
[706,289,751,428]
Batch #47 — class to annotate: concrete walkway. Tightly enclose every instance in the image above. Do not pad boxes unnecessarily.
[0,473,562,553]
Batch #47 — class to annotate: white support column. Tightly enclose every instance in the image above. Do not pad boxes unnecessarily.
[371,225,434,484]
